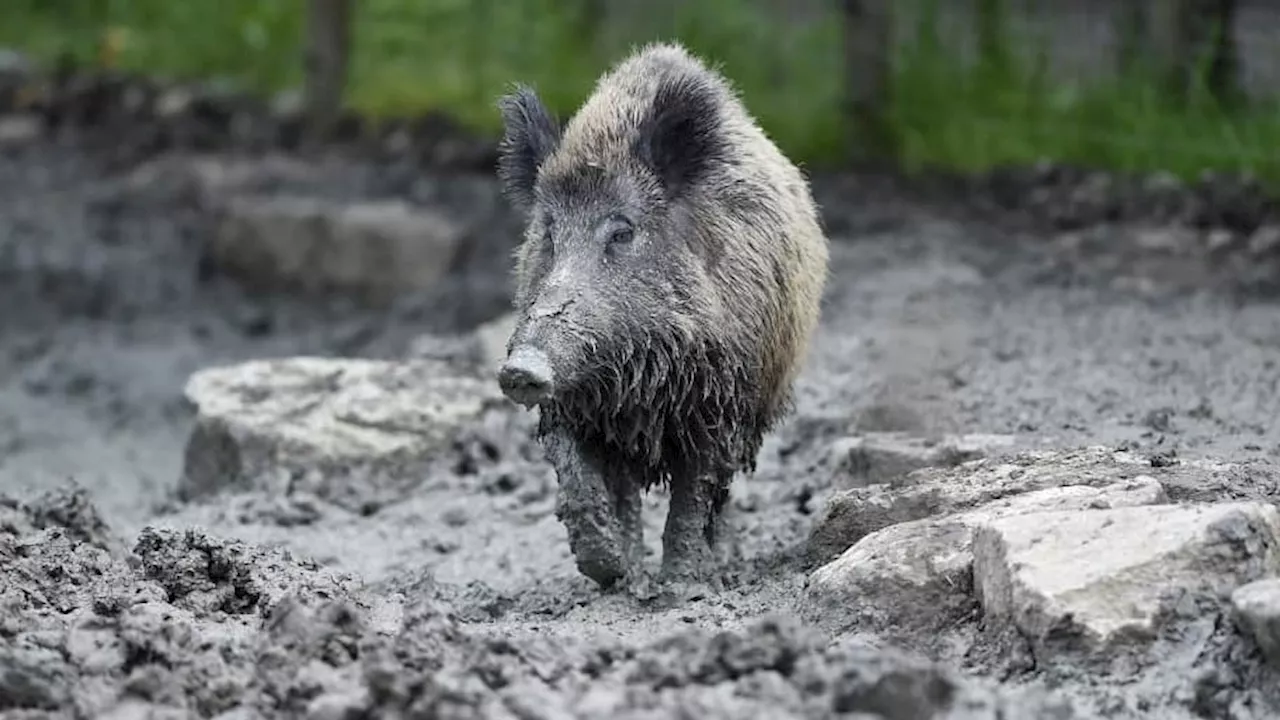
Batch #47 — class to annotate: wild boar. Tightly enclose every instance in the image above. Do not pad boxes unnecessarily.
[494,41,829,596]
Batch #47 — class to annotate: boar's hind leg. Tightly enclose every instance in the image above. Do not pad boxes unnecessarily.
[545,430,628,589]
[705,475,740,565]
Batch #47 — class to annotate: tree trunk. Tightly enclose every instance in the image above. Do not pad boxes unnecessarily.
[303,0,353,146]
[1118,0,1238,105]
[840,0,895,166]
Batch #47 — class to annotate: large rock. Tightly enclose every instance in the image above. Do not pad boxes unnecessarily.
[974,502,1280,659]
[179,357,509,511]
[209,196,465,302]
[407,312,516,376]
[803,479,1166,633]
[0,114,39,145]
[807,445,1235,565]
[1230,578,1280,667]
[118,155,320,203]
[0,48,33,112]
[825,432,1018,488]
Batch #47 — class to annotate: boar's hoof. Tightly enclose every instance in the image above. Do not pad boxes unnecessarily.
[652,576,722,607]
[564,524,627,589]
[498,346,554,407]
[656,543,725,601]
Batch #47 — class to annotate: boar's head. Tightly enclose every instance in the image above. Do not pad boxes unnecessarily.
[492,75,747,466]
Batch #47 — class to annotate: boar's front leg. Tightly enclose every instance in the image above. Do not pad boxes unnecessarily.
[543,428,635,589]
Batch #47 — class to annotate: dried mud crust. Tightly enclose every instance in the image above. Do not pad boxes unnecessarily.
[0,486,1070,719]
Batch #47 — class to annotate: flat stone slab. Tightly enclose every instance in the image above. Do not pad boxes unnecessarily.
[808,445,1238,565]
[825,432,1018,488]
[407,312,516,376]
[1231,578,1280,668]
[0,114,39,145]
[974,502,1280,658]
[179,357,507,511]
[803,479,1166,633]
[210,196,466,302]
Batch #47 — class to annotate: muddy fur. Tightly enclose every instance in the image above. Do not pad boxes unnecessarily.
[496,41,829,589]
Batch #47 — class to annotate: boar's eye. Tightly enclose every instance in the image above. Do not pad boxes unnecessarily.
[605,215,634,246]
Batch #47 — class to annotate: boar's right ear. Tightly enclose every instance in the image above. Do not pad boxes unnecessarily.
[496,85,561,211]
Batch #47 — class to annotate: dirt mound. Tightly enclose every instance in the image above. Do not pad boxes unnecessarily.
[0,486,1071,719]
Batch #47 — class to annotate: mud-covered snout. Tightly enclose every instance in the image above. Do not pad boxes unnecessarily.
[499,262,595,408]
[498,344,556,408]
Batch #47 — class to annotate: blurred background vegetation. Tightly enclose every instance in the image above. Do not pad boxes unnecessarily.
[2,0,1278,184]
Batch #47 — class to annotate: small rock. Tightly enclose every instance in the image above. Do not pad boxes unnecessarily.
[98,700,191,720]
[405,331,484,369]
[826,432,1018,488]
[380,123,414,156]
[803,479,1165,632]
[306,688,370,720]
[270,88,304,120]
[0,115,39,145]
[405,312,515,376]
[501,681,577,720]
[118,154,317,205]
[1053,232,1086,253]
[1143,170,1183,193]
[1143,406,1176,432]
[441,507,469,528]
[24,483,125,554]
[804,518,974,632]
[1204,229,1236,253]
[1231,578,1280,667]
[1132,226,1194,253]
[1247,225,1280,257]
[807,445,1229,565]
[179,357,507,511]
[0,50,33,112]
[0,48,32,76]
[974,502,1280,658]
[0,645,72,709]
[210,196,466,303]
[155,87,194,118]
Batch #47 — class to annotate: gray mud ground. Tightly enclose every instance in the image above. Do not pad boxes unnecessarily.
[3,135,1280,718]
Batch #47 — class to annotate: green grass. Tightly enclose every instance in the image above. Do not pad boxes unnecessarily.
[2,0,1279,185]
[889,0,1280,183]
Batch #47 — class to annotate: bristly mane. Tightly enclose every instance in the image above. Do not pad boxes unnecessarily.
[537,326,777,490]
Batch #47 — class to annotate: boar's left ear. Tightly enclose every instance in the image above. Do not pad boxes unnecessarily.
[497,84,561,210]
[633,74,726,200]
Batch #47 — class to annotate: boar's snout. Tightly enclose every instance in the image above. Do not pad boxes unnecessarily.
[498,345,555,408]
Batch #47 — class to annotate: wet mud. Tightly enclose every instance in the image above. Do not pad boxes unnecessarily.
[2,103,1280,718]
